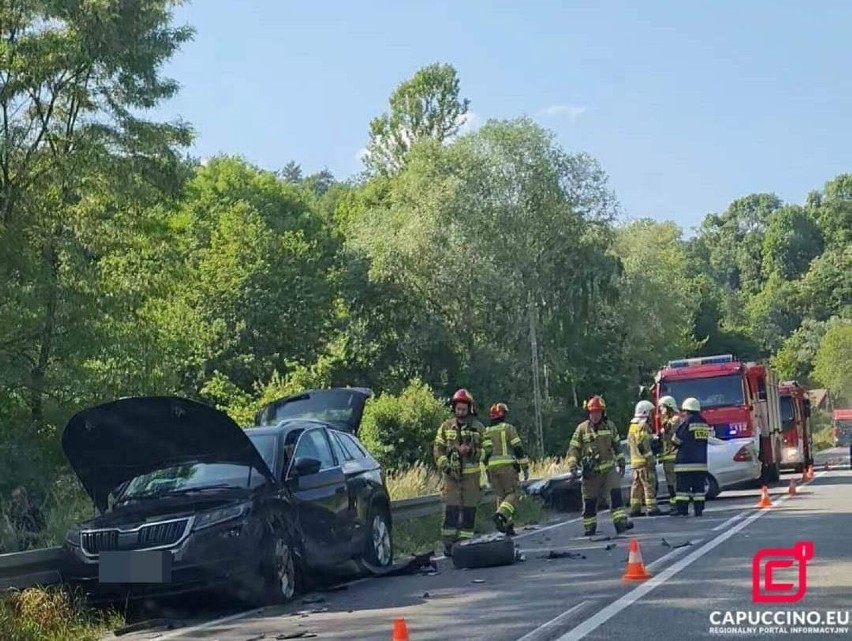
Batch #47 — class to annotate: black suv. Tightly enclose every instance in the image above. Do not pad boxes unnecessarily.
[61,388,393,605]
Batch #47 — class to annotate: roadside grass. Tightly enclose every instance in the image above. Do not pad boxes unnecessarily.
[384,457,570,500]
[0,587,122,641]
[0,476,93,553]
[813,425,835,452]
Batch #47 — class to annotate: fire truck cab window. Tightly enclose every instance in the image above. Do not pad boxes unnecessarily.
[661,374,745,410]
[780,396,795,430]
[756,376,768,400]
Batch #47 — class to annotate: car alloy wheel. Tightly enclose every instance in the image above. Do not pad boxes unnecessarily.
[273,538,296,600]
[371,514,392,567]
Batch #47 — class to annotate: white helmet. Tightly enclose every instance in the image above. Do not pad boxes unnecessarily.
[681,397,701,412]
[658,395,677,411]
[634,400,654,419]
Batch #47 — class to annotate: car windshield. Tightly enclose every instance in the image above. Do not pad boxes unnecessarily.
[117,462,266,501]
[257,390,361,427]
[115,432,277,501]
[780,396,795,430]
[660,374,745,410]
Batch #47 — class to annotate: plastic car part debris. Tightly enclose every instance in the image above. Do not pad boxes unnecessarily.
[542,550,587,560]
[661,537,693,549]
[362,550,436,577]
[246,634,266,641]
[276,633,318,640]
[472,579,486,583]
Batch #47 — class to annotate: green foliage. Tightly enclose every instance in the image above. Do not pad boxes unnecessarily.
[813,323,852,403]
[359,379,449,469]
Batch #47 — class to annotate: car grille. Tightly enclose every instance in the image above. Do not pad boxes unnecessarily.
[81,518,190,555]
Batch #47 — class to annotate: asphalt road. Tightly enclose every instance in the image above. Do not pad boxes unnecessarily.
[107,447,851,641]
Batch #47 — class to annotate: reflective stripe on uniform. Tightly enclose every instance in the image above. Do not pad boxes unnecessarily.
[498,500,515,515]
[458,530,475,539]
[611,507,627,523]
[437,455,449,467]
[462,467,481,475]
[674,463,707,472]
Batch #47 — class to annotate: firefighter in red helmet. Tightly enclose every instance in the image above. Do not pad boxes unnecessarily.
[566,395,633,536]
[433,388,486,556]
[481,402,529,536]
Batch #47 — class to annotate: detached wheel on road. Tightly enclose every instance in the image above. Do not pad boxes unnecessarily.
[244,530,299,607]
[451,533,516,570]
[358,504,394,571]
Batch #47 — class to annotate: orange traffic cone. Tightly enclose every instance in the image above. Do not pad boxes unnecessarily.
[756,485,772,508]
[392,618,410,641]
[788,478,797,496]
[622,538,651,581]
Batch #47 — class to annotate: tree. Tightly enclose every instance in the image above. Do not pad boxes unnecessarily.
[813,323,852,403]
[762,205,823,280]
[0,0,194,427]
[279,161,303,183]
[361,63,471,176]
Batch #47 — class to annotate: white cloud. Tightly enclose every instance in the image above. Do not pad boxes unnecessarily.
[538,104,587,122]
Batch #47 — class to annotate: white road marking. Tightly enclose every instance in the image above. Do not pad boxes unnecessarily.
[712,510,745,531]
[515,600,594,641]
[537,472,826,641]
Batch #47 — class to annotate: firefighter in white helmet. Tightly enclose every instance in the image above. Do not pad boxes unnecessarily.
[657,395,680,504]
[628,400,662,516]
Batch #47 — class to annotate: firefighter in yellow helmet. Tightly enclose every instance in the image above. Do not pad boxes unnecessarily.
[566,395,633,536]
[433,388,486,556]
[481,402,529,536]
[657,395,680,504]
[628,400,663,517]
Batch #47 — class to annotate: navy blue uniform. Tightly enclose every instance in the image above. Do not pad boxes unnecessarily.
[671,412,711,515]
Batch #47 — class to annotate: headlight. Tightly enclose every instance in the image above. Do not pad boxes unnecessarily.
[63,528,81,547]
[783,447,799,459]
[192,503,250,531]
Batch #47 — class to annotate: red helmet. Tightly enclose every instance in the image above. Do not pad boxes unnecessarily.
[489,402,508,420]
[583,395,606,412]
[451,388,474,407]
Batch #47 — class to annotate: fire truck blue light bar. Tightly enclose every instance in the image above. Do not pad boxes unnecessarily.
[667,354,735,368]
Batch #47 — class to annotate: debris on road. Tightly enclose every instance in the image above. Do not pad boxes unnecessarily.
[301,596,326,605]
[362,550,436,577]
[661,537,693,549]
[472,578,486,583]
[113,618,181,636]
[541,550,587,560]
[276,633,318,639]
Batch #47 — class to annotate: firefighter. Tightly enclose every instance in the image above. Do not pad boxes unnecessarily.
[628,400,663,517]
[433,388,486,555]
[657,395,680,503]
[671,397,711,516]
[481,402,530,536]
[566,395,633,536]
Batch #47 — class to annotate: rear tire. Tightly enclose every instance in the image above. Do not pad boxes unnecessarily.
[704,474,720,500]
[451,533,516,570]
[357,505,394,571]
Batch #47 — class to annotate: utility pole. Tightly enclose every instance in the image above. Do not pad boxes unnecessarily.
[528,293,545,458]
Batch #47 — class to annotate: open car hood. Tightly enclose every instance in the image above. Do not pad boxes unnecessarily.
[254,387,373,436]
[62,396,277,511]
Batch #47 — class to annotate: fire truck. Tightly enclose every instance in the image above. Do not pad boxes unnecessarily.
[651,354,783,484]
[777,380,814,473]
[834,409,852,447]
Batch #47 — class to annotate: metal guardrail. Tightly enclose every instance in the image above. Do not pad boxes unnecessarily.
[0,484,542,592]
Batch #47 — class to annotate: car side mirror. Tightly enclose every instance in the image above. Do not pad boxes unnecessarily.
[293,457,322,477]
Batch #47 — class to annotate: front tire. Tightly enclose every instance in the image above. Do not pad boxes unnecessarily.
[244,531,299,607]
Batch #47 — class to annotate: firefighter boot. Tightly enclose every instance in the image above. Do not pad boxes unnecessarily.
[693,501,704,517]
[584,524,597,536]
[506,523,516,536]
[492,512,508,534]
[647,506,663,516]
[668,485,676,502]
[614,519,634,535]
[629,506,643,518]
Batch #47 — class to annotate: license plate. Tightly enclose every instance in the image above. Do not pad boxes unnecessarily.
[98,550,173,584]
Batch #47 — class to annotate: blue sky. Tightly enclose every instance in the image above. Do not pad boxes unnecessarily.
[154,0,852,232]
